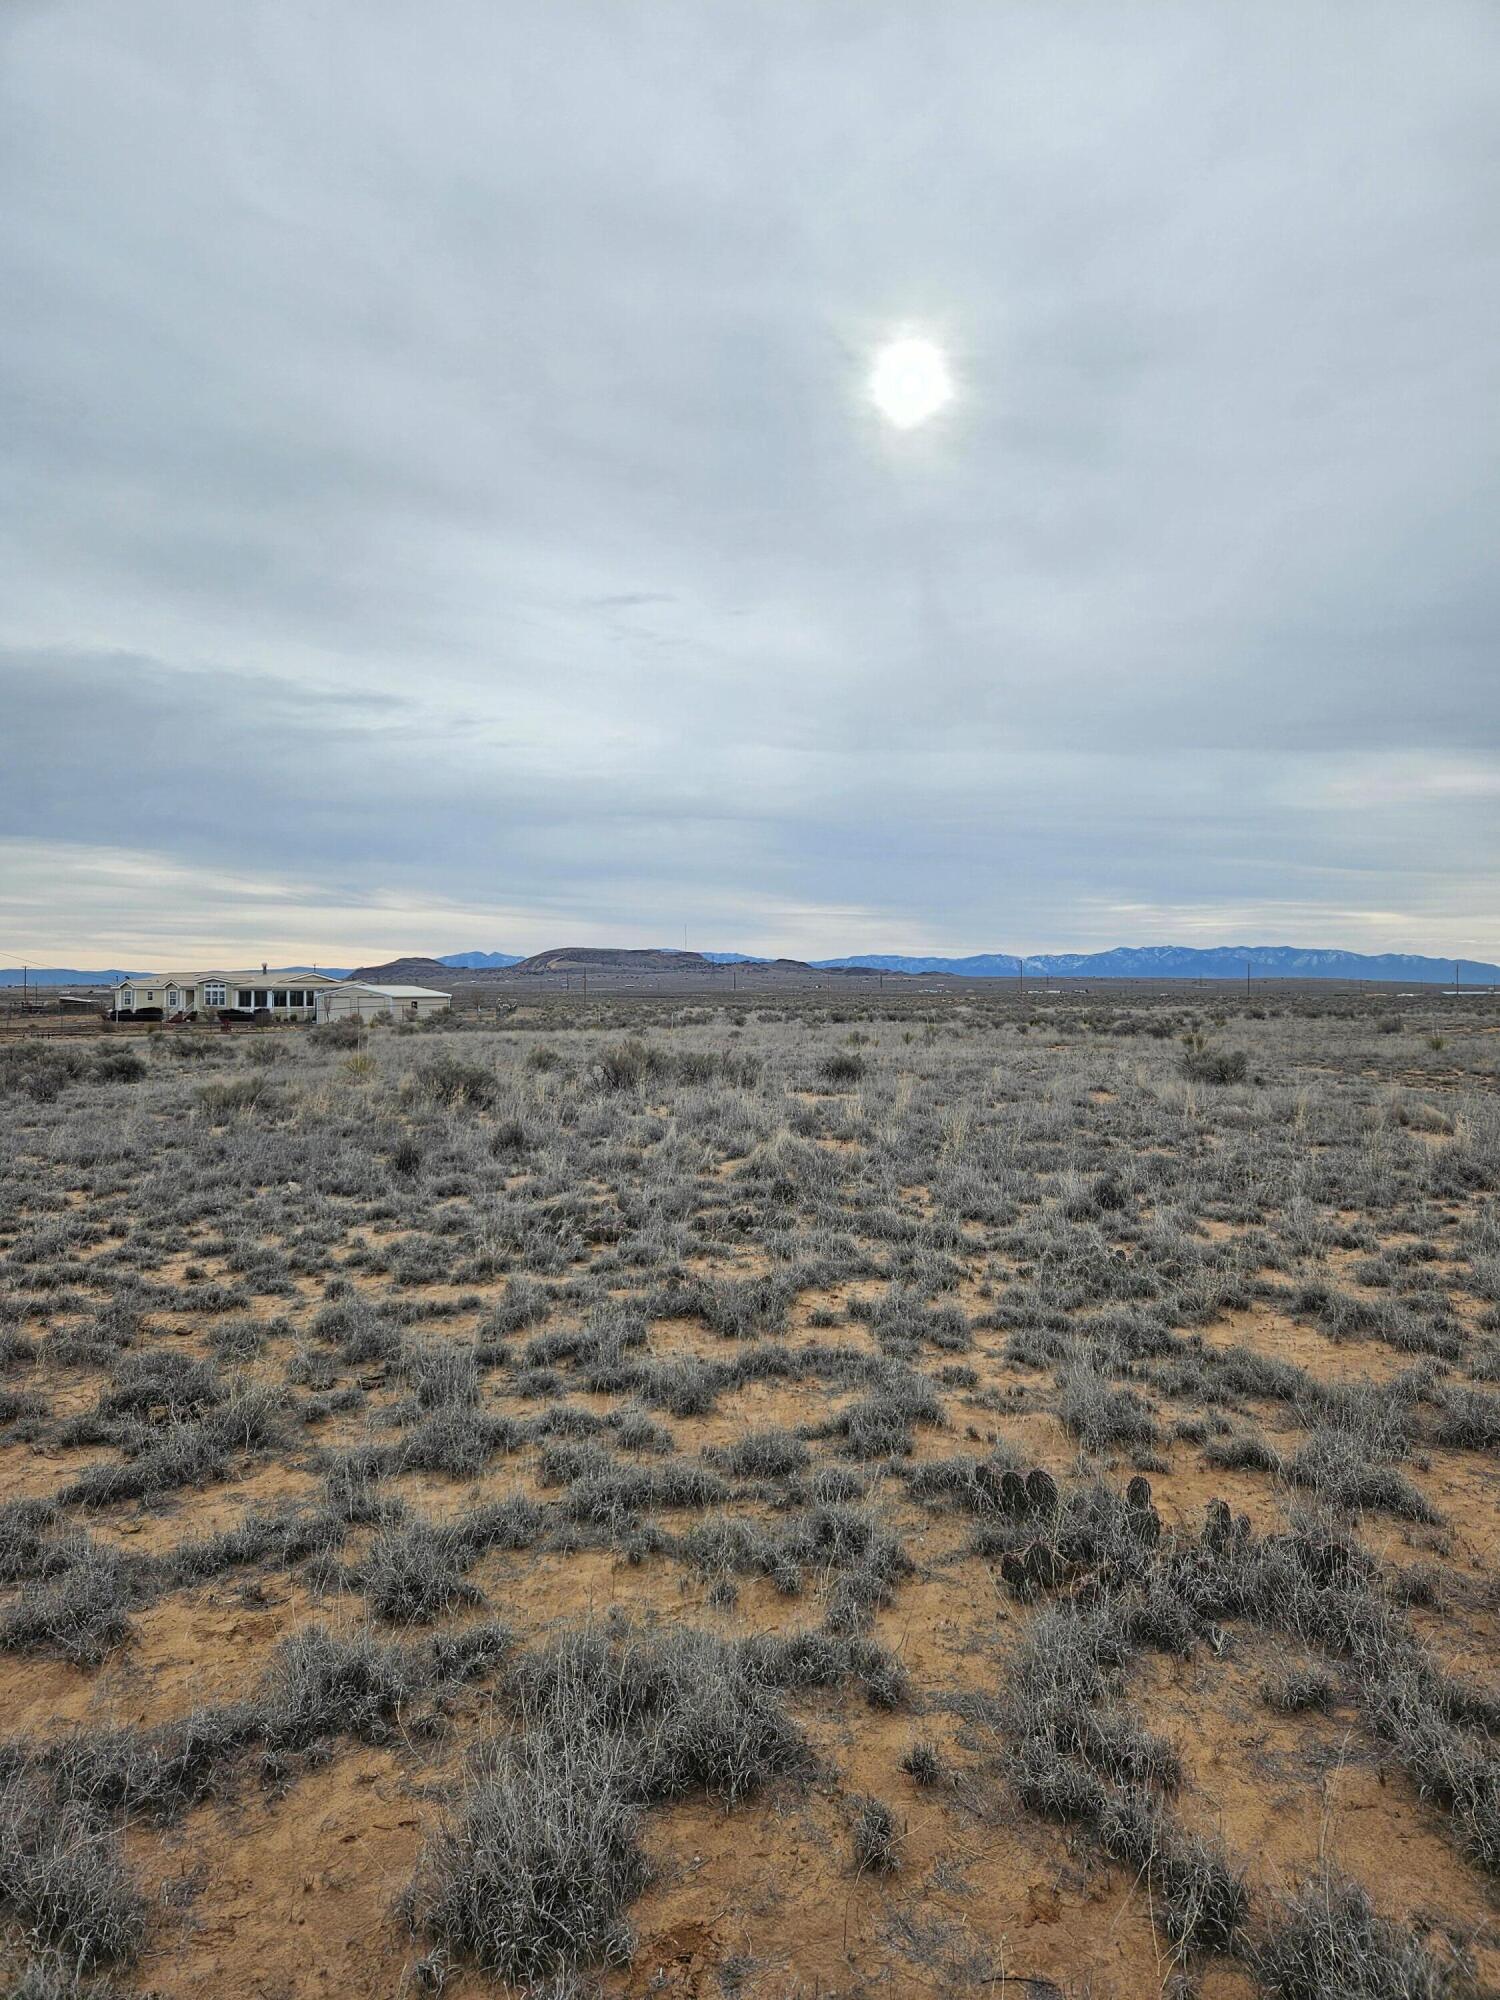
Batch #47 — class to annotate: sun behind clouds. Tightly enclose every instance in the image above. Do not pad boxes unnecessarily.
[868,335,953,429]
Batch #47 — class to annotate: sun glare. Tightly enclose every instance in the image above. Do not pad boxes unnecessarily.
[869,335,953,429]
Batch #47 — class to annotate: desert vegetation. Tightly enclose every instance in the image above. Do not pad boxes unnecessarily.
[0,988,1498,1996]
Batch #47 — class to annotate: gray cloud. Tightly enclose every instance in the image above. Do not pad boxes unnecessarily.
[2,1,1497,961]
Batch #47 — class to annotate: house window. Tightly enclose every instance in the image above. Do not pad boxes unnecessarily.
[237,989,254,1008]
[254,989,269,1008]
[203,983,226,1007]
[289,989,307,1007]
[119,990,132,1009]
[273,989,288,1008]
[167,990,179,1008]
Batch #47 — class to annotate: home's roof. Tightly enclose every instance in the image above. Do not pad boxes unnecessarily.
[329,982,451,998]
[115,969,342,989]
[196,970,343,986]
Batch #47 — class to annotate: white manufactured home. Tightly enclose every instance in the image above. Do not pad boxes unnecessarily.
[111,970,344,1019]
[315,982,451,1022]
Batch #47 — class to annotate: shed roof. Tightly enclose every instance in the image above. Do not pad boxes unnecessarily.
[328,982,451,999]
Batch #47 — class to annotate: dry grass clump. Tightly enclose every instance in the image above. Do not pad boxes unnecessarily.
[406,1625,814,1982]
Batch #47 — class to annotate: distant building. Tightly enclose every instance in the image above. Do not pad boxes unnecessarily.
[315,981,451,1022]
[110,970,343,1020]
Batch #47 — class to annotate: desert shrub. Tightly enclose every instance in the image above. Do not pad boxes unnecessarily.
[101,1351,221,1419]
[409,1625,811,1983]
[1204,1431,1282,1474]
[172,1499,347,1582]
[59,1388,288,1510]
[680,1517,796,1593]
[49,1294,148,1368]
[398,1407,523,1477]
[195,1074,283,1118]
[310,1015,364,1048]
[850,1796,899,1873]
[0,1320,38,1369]
[0,1386,46,1431]
[0,1045,93,1101]
[829,1375,942,1459]
[714,1428,810,1479]
[454,1496,547,1556]
[740,1628,907,1708]
[591,1038,667,1092]
[1059,1367,1159,1450]
[41,1706,261,1825]
[1432,1387,1500,1451]
[900,1741,945,1786]
[0,1542,145,1664]
[818,1050,867,1087]
[409,1054,498,1109]
[1182,1047,1249,1085]
[615,1409,673,1454]
[508,1628,811,1807]
[0,1500,67,1587]
[1253,1875,1459,1998]
[355,1520,485,1624]
[259,1624,426,1748]
[90,1049,147,1083]
[397,1337,480,1409]
[206,1316,276,1362]
[0,1776,147,1969]
[1284,1428,1439,1523]
[1263,1665,1337,1714]
[559,1457,727,1527]
[312,1295,402,1363]
[407,1731,644,1981]
[481,1277,552,1336]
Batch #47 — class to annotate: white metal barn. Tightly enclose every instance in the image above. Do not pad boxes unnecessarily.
[316,981,451,1022]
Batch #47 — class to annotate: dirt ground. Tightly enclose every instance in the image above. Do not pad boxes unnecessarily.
[1,989,1497,1997]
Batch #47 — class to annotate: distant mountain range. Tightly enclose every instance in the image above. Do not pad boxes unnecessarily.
[0,965,353,987]
[806,946,1497,984]
[11,943,1496,992]
[343,943,1498,986]
[792,948,1496,988]
[0,968,151,988]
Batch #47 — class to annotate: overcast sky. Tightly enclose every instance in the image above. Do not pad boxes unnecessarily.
[3,2,1497,967]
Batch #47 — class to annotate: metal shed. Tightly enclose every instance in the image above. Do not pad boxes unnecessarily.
[316,981,452,1022]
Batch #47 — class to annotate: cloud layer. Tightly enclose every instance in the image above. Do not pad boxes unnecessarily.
[3,2,1497,962]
